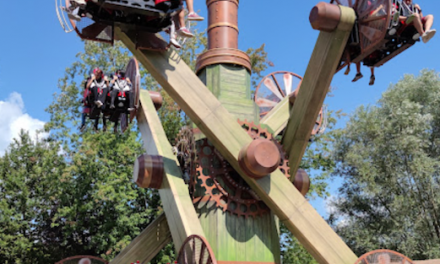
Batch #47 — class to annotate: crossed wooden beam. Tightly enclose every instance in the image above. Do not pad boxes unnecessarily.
[111,4,357,264]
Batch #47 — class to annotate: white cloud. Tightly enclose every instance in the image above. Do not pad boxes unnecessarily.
[0,92,45,156]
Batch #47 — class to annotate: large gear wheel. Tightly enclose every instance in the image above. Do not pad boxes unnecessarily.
[193,138,270,218]
[191,120,291,218]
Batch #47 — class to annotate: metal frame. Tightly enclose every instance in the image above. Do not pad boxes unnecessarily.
[55,0,74,33]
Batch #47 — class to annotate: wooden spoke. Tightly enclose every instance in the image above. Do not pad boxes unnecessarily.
[359,3,378,19]
[283,73,293,95]
[263,77,284,100]
[360,14,388,23]
[360,25,383,41]
[272,75,286,97]
[110,214,171,264]
[255,71,303,118]
[256,98,278,108]
[177,235,217,264]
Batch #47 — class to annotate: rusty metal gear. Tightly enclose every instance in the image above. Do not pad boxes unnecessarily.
[191,120,291,218]
[193,138,270,218]
[237,120,290,179]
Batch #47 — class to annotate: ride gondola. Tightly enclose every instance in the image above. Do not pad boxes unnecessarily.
[331,0,427,72]
[81,58,141,133]
[56,0,183,50]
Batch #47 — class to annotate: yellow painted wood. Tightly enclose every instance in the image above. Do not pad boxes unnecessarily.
[282,6,356,180]
[136,90,205,250]
[110,214,171,264]
[116,7,358,261]
[260,96,291,135]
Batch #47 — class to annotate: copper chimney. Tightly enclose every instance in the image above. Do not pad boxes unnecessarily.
[195,0,251,74]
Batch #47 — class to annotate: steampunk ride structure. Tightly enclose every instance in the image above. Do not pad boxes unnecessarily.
[56,0,430,263]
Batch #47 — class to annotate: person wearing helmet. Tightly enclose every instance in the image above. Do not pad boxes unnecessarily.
[109,70,133,110]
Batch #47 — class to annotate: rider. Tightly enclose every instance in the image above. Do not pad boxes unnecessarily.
[169,0,204,48]
[86,68,109,131]
[177,0,204,37]
[86,68,109,109]
[109,70,134,111]
[79,78,92,131]
[402,0,436,43]
[65,0,86,21]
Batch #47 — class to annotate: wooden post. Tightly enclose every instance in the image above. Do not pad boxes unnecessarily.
[136,90,205,250]
[282,4,356,180]
[110,214,171,264]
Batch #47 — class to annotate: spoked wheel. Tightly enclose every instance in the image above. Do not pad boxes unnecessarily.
[254,71,324,136]
[254,71,302,117]
[354,249,414,264]
[176,235,217,264]
[55,255,108,264]
[331,0,391,56]
[125,58,141,122]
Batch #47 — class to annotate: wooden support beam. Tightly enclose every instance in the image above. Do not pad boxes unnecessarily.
[414,260,440,264]
[136,90,205,250]
[260,96,290,135]
[282,6,356,180]
[110,214,171,264]
[115,6,358,260]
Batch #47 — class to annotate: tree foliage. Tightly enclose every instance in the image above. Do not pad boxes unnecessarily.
[1,23,337,264]
[0,131,66,263]
[329,70,440,260]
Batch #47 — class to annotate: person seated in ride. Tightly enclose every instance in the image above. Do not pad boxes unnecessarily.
[167,0,204,48]
[178,0,204,37]
[109,70,134,111]
[401,0,435,43]
[86,68,109,109]
[65,0,87,21]
[79,79,92,131]
[351,62,376,86]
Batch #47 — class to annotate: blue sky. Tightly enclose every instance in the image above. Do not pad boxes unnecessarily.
[0,0,439,216]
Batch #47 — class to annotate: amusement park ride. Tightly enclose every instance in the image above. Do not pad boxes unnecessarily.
[55,0,435,263]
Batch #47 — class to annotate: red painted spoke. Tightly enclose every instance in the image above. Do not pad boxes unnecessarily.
[255,98,278,108]
[361,14,387,23]
[263,77,284,100]
[283,73,293,95]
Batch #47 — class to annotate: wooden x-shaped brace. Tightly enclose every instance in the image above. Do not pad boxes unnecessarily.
[112,5,357,264]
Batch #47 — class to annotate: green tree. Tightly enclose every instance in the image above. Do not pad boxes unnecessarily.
[43,41,165,263]
[329,70,440,260]
[0,130,66,263]
[246,44,274,89]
